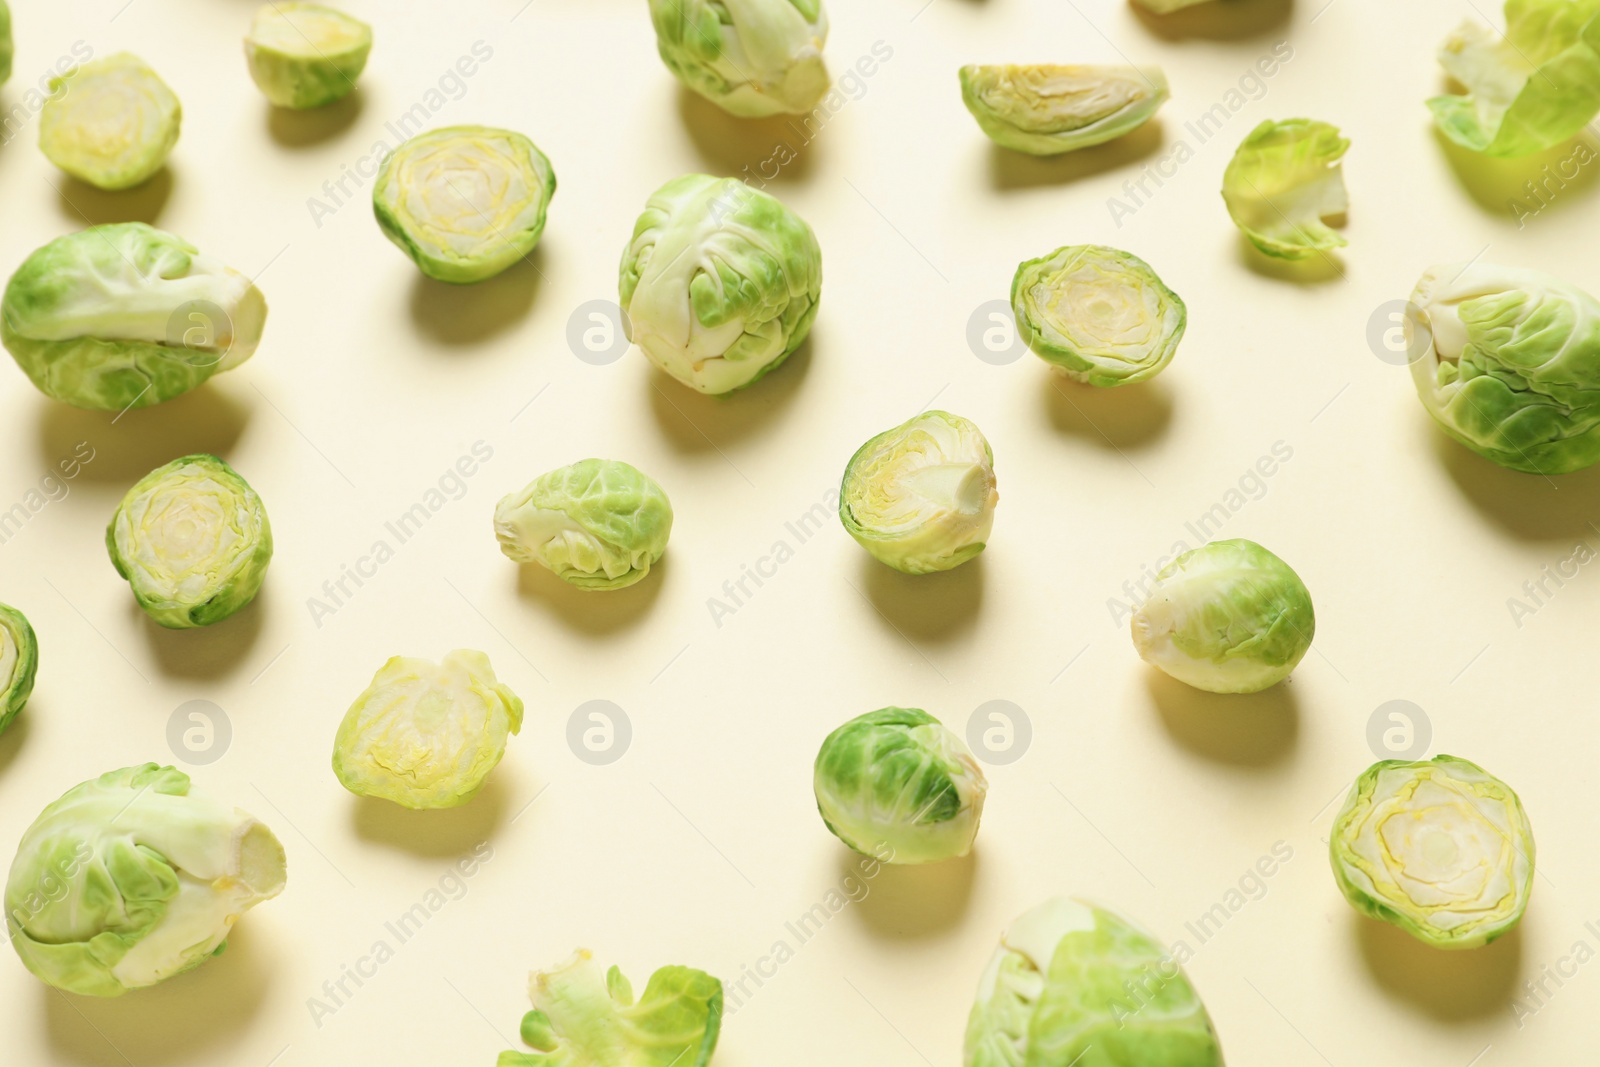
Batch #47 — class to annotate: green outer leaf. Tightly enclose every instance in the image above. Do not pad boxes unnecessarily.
[0,1,13,86]
[958,64,1168,156]
[39,53,180,190]
[244,3,373,109]
[648,0,830,118]
[494,459,674,590]
[1221,117,1349,260]
[0,601,37,735]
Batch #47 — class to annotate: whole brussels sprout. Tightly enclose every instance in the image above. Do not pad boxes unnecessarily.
[244,2,372,109]
[1131,0,1216,11]
[959,64,1168,156]
[1406,261,1600,475]
[649,0,829,117]
[495,459,673,591]
[0,1,12,86]
[1130,539,1314,694]
[1222,118,1348,260]
[107,454,273,628]
[5,763,287,996]
[1331,755,1534,949]
[2,223,268,411]
[840,410,997,574]
[333,650,523,810]
[1011,244,1185,386]
[0,602,37,735]
[39,53,180,190]
[620,173,821,395]
[813,707,987,864]
[966,898,1225,1067]
[373,125,556,284]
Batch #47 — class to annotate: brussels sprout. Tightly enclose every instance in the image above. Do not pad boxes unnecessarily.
[495,459,673,591]
[372,126,556,284]
[959,64,1168,156]
[1406,261,1600,475]
[1429,0,1600,158]
[498,950,723,1067]
[649,0,829,118]
[0,2,12,86]
[244,2,372,109]
[2,223,268,411]
[620,173,821,395]
[1011,244,1185,386]
[1130,539,1314,694]
[5,763,286,996]
[839,411,997,575]
[333,650,523,810]
[1221,118,1349,260]
[1331,755,1534,949]
[1131,0,1215,12]
[107,454,272,629]
[39,53,180,190]
[813,707,987,864]
[0,602,37,735]
[966,898,1224,1067]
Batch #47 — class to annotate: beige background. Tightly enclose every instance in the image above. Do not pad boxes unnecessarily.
[1,0,1597,1063]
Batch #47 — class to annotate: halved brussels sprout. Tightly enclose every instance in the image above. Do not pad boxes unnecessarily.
[1131,539,1314,694]
[649,0,830,117]
[39,53,180,190]
[959,64,1168,156]
[106,454,273,629]
[1011,244,1185,386]
[0,602,37,735]
[839,410,997,575]
[966,898,1224,1067]
[1331,755,1534,949]
[1131,0,1215,12]
[495,459,673,591]
[813,707,987,864]
[5,763,287,996]
[1221,118,1349,260]
[2,223,268,411]
[245,2,372,109]
[372,125,556,284]
[333,650,523,810]
[0,2,12,86]
[498,950,723,1067]
[1406,261,1600,475]
[620,173,821,395]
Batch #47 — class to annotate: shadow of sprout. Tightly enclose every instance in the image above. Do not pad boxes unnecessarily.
[1234,232,1345,285]
[860,553,984,644]
[646,336,812,452]
[1355,913,1523,1021]
[985,120,1166,191]
[1428,419,1600,541]
[408,248,545,347]
[266,90,365,148]
[0,708,32,776]
[845,846,978,939]
[35,383,252,485]
[1042,372,1174,450]
[55,169,174,227]
[1432,124,1600,223]
[675,86,824,183]
[351,773,510,858]
[513,556,667,636]
[138,586,267,680]
[1144,670,1299,767]
[1129,0,1293,41]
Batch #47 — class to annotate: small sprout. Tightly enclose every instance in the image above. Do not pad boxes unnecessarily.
[620,173,821,394]
[1131,0,1217,11]
[0,1,12,86]
[959,64,1168,155]
[1331,755,1534,949]
[333,650,523,810]
[649,0,830,117]
[1130,539,1314,694]
[0,602,37,736]
[1011,244,1186,386]
[39,53,180,190]
[244,2,372,110]
[1222,118,1349,260]
[373,125,556,284]
[495,459,673,591]
[839,411,997,575]
[106,454,273,629]
[813,707,987,864]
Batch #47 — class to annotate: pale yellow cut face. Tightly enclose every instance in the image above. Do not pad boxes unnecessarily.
[39,54,180,190]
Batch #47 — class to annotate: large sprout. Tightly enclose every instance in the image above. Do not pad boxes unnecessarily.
[1331,755,1534,949]
[966,898,1225,1067]
[649,0,829,117]
[813,707,987,864]
[839,411,998,575]
[5,763,286,996]
[1011,244,1186,386]
[495,459,673,591]
[107,454,273,629]
[1131,539,1314,694]
[373,126,556,284]
[333,650,523,810]
[244,2,373,110]
[498,950,723,1067]
[959,65,1168,156]
[0,1,12,86]
[39,53,180,190]
[1221,118,1349,260]
[620,174,821,394]
[0,602,37,736]
[1406,261,1600,475]
[1,223,268,411]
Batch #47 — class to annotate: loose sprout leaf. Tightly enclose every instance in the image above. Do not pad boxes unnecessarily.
[959,64,1168,156]
[245,2,373,110]
[0,602,37,736]
[39,53,180,190]
[1221,118,1349,260]
[649,0,830,117]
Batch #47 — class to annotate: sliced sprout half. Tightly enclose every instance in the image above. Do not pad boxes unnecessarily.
[245,2,373,109]
[648,0,830,117]
[39,53,180,190]
[1222,118,1349,260]
[1131,0,1218,12]
[0,602,37,735]
[958,64,1168,156]
[0,1,12,86]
